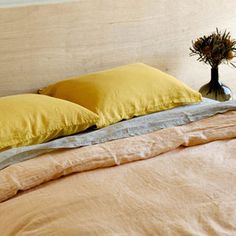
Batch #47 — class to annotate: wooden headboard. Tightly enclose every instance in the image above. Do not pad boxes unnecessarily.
[1,0,236,97]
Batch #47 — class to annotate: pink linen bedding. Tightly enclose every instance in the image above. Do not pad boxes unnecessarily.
[0,111,236,235]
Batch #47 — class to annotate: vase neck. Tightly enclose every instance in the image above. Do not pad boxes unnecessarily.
[210,66,219,84]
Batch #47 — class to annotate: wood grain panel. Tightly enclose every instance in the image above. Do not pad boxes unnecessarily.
[0,0,236,96]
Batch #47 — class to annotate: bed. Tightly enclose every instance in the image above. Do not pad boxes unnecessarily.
[0,1,236,236]
[1,98,236,235]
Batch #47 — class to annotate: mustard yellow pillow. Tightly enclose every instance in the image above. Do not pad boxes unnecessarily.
[39,63,202,128]
[0,94,98,151]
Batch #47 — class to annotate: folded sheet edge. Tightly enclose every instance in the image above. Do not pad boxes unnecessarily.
[1,110,236,203]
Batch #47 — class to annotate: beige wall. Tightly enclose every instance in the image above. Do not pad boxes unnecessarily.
[0,0,236,96]
[163,0,236,94]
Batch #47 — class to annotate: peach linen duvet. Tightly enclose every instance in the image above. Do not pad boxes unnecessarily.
[0,101,236,235]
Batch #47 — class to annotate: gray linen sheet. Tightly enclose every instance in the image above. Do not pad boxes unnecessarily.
[1,98,236,170]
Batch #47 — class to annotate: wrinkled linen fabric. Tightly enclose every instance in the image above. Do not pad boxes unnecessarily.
[0,110,236,235]
[2,97,232,170]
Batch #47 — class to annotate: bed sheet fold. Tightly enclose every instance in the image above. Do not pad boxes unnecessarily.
[1,110,236,203]
[0,97,229,170]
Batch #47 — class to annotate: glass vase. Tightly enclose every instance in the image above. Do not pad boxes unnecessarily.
[199,66,233,101]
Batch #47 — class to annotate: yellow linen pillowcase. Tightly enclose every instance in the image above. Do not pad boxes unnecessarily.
[39,63,202,128]
[0,94,98,151]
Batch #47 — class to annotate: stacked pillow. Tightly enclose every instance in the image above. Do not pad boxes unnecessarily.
[39,63,202,128]
[1,63,202,151]
[0,94,98,151]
